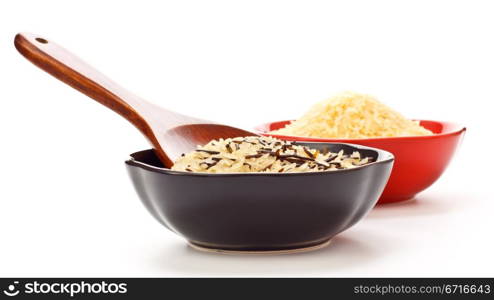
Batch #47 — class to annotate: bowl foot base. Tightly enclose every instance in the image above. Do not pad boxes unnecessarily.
[188,239,331,255]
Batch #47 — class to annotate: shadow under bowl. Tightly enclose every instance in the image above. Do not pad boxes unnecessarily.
[125,142,394,252]
[256,120,465,204]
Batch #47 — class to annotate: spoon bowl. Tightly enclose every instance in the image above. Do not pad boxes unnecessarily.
[163,124,256,160]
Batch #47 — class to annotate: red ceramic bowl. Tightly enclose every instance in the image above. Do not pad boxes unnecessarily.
[255,120,466,204]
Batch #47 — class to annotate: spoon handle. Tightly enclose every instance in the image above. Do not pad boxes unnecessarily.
[14,33,152,125]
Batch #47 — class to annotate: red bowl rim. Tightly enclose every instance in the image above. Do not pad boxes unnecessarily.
[255,119,466,142]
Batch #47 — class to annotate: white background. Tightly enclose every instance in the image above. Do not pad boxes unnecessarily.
[0,0,492,277]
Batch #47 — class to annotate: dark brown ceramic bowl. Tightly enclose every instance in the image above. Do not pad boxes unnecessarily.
[125,142,394,253]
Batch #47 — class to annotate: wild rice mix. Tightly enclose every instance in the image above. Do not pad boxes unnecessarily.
[171,136,373,173]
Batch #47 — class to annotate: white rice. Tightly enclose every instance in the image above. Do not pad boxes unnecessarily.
[270,91,433,138]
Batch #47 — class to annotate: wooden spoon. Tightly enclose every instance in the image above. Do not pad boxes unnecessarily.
[14,33,256,168]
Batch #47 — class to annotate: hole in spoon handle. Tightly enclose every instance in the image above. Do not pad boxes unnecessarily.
[35,37,48,44]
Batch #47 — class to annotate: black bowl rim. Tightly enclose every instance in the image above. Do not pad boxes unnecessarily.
[125,142,394,177]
